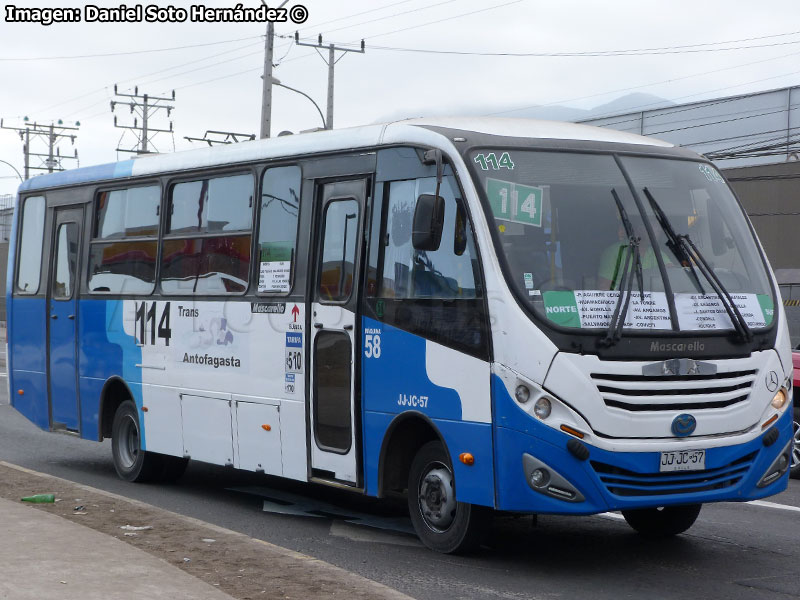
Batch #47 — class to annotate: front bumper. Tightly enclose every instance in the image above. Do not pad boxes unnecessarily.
[494,401,793,514]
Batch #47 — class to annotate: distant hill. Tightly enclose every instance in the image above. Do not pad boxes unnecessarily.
[375,92,675,124]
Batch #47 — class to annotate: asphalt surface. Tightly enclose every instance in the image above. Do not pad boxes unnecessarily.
[1,377,799,599]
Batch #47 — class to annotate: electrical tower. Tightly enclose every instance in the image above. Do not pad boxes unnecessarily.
[294,34,365,131]
[185,130,256,146]
[111,85,175,155]
[0,118,79,179]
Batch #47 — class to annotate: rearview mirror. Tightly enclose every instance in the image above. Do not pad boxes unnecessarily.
[413,194,445,251]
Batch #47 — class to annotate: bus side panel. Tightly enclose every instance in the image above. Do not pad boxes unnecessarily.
[9,297,49,430]
[361,317,494,507]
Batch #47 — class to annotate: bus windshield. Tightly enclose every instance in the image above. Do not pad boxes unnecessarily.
[470,150,775,333]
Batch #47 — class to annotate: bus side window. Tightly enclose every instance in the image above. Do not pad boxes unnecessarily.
[258,166,300,295]
[161,173,253,295]
[380,176,480,300]
[88,186,160,295]
[370,174,488,358]
[16,195,46,294]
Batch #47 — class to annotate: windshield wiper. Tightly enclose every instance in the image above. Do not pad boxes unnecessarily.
[643,187,752,343]
[600,189,644,347]
[641,188,706,295]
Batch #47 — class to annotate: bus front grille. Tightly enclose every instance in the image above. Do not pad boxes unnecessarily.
[591,452,757,497]
[590,369,756,412]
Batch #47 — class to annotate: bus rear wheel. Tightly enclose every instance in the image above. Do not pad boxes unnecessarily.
[622,504,701,537]
[407,441,488,554]
[111,400,162,482]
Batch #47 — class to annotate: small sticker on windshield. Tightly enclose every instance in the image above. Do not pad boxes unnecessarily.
[698,164,724,183]
[524,273,534,289]
[474,152,515,171]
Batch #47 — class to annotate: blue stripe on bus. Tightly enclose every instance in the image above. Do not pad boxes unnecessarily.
[361,316,495,507]
[77,300,143,444]
[18,160,135,192]
[492,374,792,513]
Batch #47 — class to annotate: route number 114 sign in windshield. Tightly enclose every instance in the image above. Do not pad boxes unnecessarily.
[486,178,543,227]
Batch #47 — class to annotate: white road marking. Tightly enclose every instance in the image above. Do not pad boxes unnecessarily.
[596,512,626,521]
[745,500,800,514]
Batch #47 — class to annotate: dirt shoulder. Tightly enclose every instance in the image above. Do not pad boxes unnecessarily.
[0,461,412,600]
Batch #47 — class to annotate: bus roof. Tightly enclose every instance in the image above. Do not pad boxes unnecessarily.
[17,117,673,193]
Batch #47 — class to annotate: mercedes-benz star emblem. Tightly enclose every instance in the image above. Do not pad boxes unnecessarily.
[765,370,780,393]
[671,414,697,437]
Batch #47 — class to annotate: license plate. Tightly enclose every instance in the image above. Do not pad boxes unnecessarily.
[659,449,705,472]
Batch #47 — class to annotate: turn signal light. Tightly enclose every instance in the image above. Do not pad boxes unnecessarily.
[261,424,272,431]
[761,414,779,430]
[17,389,23,395]
[459,452,475,466]
[560,424,585,439]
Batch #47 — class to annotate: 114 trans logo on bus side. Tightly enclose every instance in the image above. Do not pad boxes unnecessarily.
[134,301,172,346]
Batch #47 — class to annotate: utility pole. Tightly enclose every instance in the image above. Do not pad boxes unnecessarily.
[1,118,79,178]
[185,130,256,146]
[111,85,175,155]
[260,0,290,139]
[294,34,365,131]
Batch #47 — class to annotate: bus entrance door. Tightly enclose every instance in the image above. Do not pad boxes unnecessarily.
[308,179,367,485]
[47,206,83,432]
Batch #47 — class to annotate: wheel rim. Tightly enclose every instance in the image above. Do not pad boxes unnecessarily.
[417,461,457,533]
[118,414,139,469]
[792,419,800,470]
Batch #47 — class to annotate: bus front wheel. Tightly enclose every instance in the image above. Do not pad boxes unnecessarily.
[621,504,702,537]
[407,441,488,554]
[111,400,162,482]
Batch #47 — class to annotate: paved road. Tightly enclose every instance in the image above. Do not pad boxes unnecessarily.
[1,386,798,600]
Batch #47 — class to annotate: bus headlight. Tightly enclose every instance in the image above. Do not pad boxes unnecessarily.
[534,397,552,420]
[515,384,531,404]
[771,388,788,409]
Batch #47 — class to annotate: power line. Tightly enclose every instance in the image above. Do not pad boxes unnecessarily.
[315,30,800,57]
[0,35,263,62]
[295,0,419,32]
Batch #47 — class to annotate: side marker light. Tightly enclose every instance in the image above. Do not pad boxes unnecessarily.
[459,452,475,466]
[261,424,272,431]
[761,414,779,430]
[17,389,23,395]
[560,425,585,439]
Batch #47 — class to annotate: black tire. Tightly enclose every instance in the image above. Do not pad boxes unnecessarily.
[622,504,702,538]
[790,407,800,480]
[407,440,489,554]
[111,400,162,482]
[158,455,189,483]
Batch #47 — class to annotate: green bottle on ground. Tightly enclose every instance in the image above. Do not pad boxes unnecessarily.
[21,494,55,503]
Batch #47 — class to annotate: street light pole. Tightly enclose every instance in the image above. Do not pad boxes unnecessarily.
[260,0,290,139]
[0,159,23,183]
[272,78,326,130]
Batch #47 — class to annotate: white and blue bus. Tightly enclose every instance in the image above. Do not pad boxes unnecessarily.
[7,118,794,553]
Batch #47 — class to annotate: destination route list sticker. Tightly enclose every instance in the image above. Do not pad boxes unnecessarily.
[542,290,774,330]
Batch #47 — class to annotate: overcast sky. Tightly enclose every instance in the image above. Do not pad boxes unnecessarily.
[1,0,799,195]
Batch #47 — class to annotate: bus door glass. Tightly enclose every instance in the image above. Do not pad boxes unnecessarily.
[47,206,83,432]
[309,179,367,484]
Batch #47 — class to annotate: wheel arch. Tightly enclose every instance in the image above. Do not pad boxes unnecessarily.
[377,411,448,498]
[98,376,135,442]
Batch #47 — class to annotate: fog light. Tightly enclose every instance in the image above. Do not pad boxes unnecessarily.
[515,384,530,404]
[530,468,550,487]
[534,397,552,420]
[771,388,788,409]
